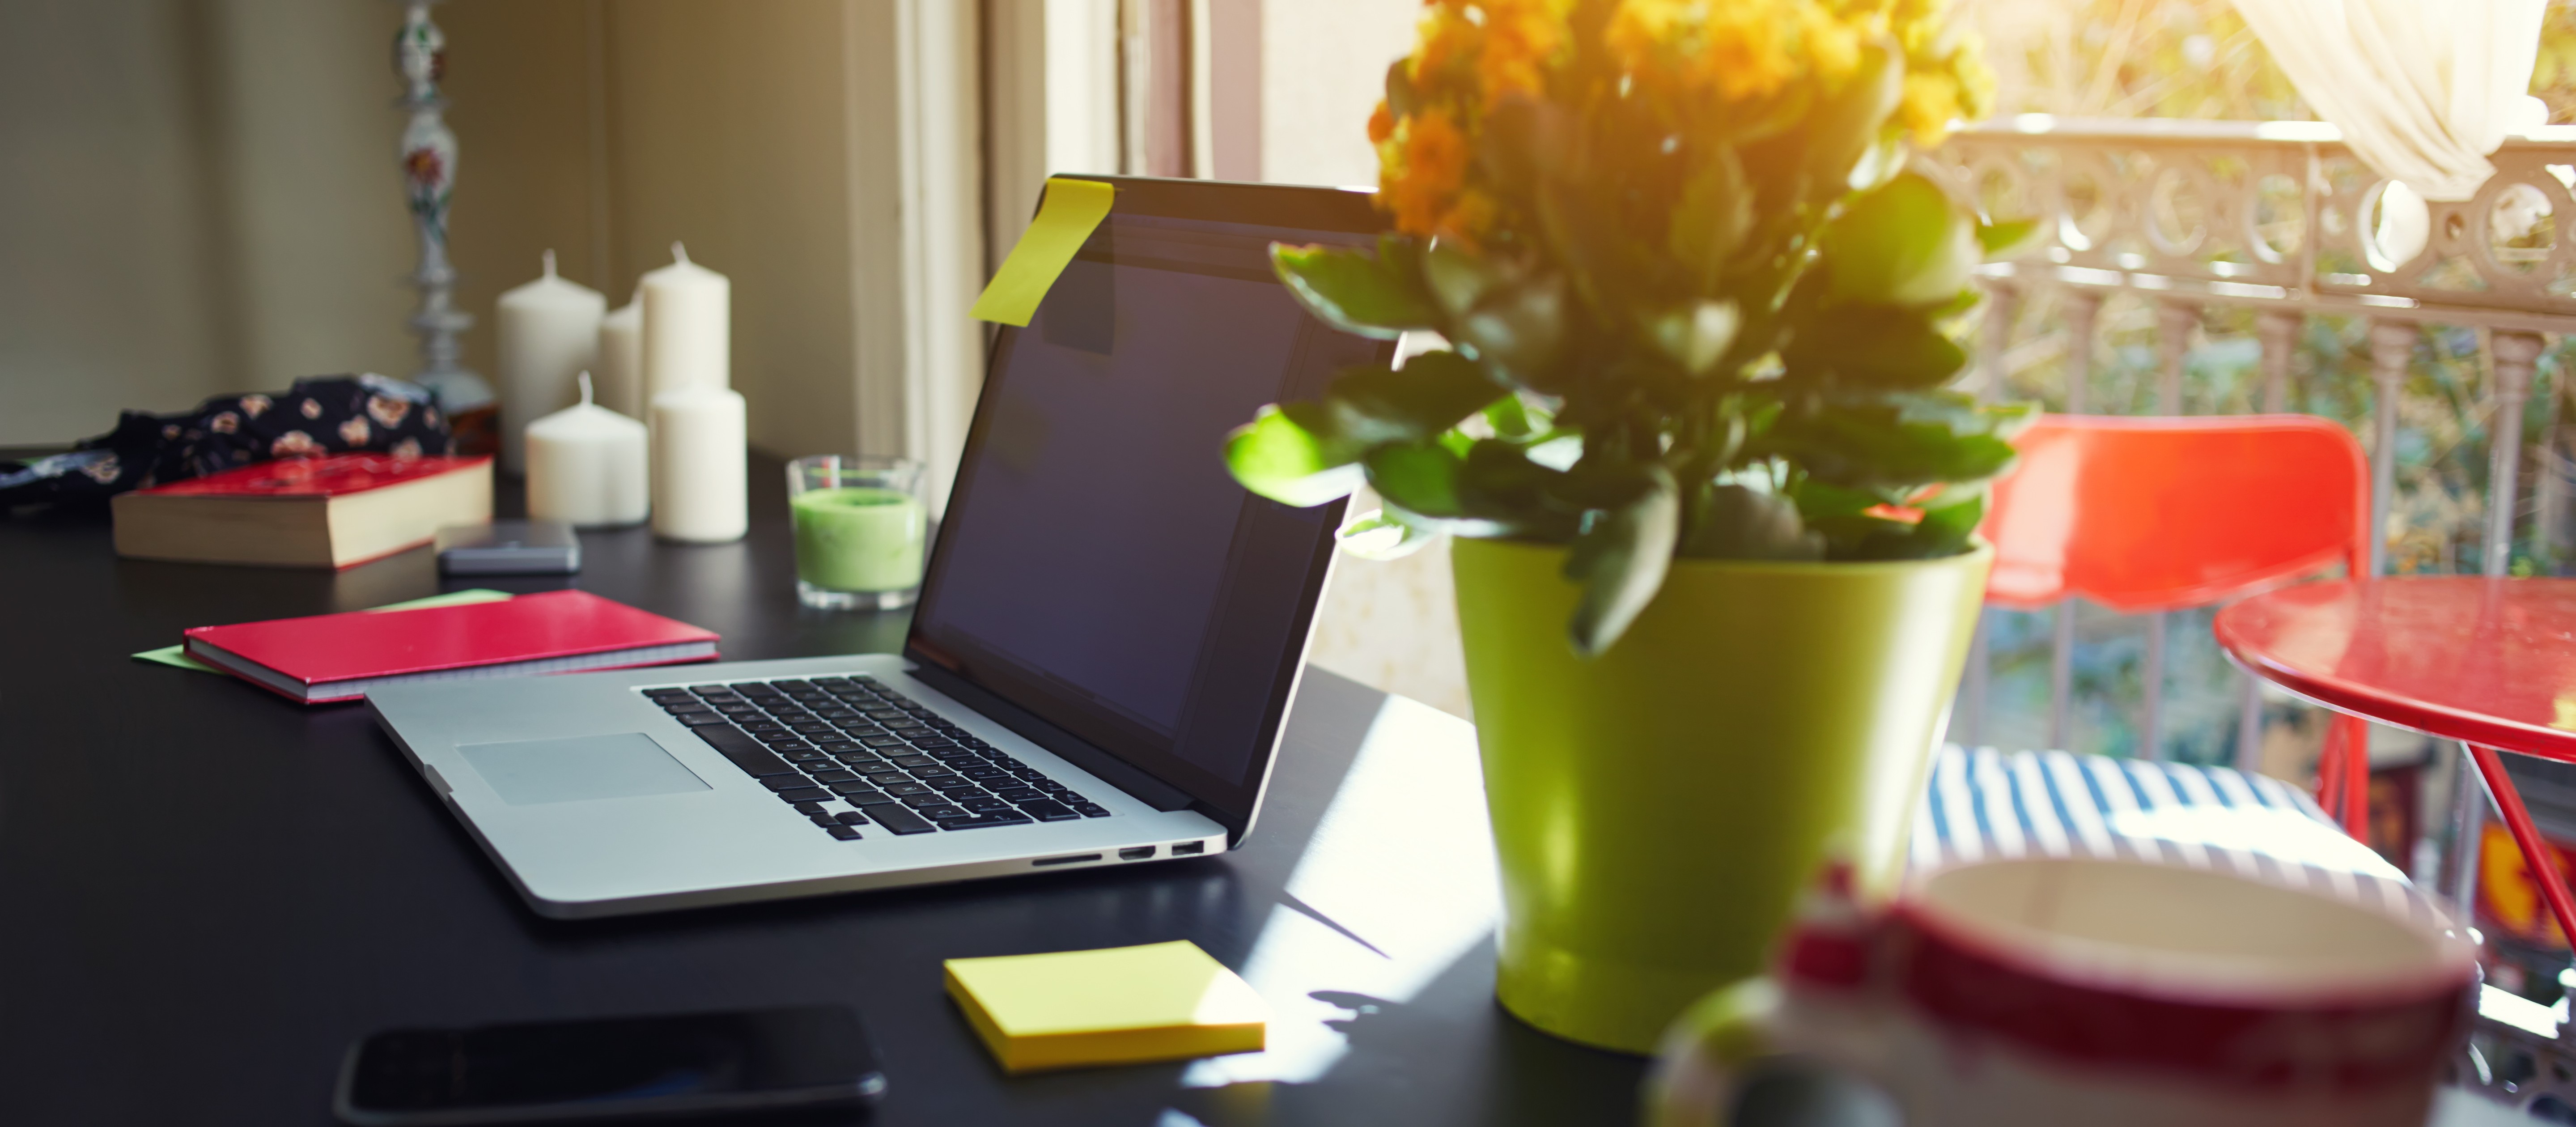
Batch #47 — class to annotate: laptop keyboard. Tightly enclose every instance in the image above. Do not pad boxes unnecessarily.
[644,675,1112,840]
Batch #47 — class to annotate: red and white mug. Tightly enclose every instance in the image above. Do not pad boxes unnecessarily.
[1648,856,2478,1127]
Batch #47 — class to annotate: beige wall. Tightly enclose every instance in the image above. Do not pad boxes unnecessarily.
[205,0,419,388]
[442,0,869,463]
[4,0,969,474]
[437,0,602,375]
[0,0,412,446]
[1260,0,1412,188]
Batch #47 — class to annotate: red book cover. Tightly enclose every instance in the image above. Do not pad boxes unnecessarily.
[138,454,490,498]
[182,590,720,703]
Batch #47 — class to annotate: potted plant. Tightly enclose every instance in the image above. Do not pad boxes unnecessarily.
[1224,0,2023,1054]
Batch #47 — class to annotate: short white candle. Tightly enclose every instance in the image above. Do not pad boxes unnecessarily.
[526,373,649,528]
[594,293,644,420]
[494,250,605,476]
[641,242,730,406]
[650,386,747,543]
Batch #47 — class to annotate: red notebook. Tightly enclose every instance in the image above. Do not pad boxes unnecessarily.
[183,590,721,704]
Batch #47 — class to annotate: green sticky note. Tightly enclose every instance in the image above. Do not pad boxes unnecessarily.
[134,588,515,674]
[134,645,217,673]
[969,177,1116,327]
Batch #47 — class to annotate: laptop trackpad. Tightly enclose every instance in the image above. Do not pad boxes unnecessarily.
[458,733,711,806]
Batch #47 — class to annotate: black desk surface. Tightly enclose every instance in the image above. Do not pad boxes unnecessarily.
[0,461,1644,1126]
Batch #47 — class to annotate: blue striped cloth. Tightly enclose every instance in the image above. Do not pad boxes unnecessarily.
[1914,744,2435,923]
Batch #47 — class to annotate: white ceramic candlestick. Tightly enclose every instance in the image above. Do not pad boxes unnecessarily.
[494,250,606,475]
[640,242,730,407]
[650,385,747,543]
[526,373,649,528]
[594,293,644,420]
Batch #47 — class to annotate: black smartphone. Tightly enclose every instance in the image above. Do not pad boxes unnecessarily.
[333,1005,885,1126]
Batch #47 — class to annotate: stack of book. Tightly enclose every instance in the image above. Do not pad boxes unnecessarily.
[112,453,492,569]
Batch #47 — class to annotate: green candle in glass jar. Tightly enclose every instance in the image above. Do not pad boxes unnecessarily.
[790,486,926,593]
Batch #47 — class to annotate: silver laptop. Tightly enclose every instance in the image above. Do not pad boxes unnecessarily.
[369,177,1392,919]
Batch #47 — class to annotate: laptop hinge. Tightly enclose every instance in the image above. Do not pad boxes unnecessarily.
[902,660,1199,815]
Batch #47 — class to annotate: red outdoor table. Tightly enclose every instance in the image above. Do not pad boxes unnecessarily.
[2215,576,2576,950]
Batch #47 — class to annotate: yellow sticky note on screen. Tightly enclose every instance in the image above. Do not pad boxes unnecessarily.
[969,177,1116,327]
[944,940,1269,1074]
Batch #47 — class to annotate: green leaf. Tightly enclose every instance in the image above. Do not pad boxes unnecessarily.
[1668,146,1753,290]
[1532,173,1646,326]
[1384,59,1419,118]
[1759,391,2032,492]
[1452,273,1569,383]
[1893,390,2040,441]
[1224,403,1365,507]
[1846,135,1907,192]
[1409,242,1568,387]
[1977,218,2041,258]
[1806,489,1987,561]
[1911,487,1986,550]
[1421,242,1494,317]
[1458,440,1583,540]
[1337,506,1439,560]
[1681,483,1825,561]
[1562,467,1680,658]
[1545,453,1667,512]
[1818,172,1979,310]
[1787,477,1893,518]
[1647,300,1741,377]
[1484,393,1536,438]
[1365,440,1467,517]
[1783,305,1968,388]
[1800,44,1904,194]
[1322,351,1505,445]
[1271,243,1438,340]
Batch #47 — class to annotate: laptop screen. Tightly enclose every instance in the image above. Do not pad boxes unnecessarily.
[906,179,1389,824]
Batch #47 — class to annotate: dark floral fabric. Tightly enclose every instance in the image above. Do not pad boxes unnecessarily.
[0,374,455,509]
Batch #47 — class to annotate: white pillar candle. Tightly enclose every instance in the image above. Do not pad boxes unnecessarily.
[650,386,747,543]
[526,373,649,528]
[594,293,644,420]
[494,250,606,476]
[640,242,730,406]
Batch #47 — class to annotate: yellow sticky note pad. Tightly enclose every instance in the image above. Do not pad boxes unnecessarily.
[969,177,1115,327]
[943,940,1269,1074]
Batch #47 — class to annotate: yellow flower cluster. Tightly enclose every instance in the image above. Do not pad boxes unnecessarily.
[1371,0,1992,242]
[1604,0,1858,103]
[1374,0,1572,243]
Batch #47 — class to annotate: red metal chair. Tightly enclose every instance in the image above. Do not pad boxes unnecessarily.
[1979,413,2375,834]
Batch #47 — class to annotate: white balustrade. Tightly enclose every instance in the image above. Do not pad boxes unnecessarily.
[1930,115,2576,761]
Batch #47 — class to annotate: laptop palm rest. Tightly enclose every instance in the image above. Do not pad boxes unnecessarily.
[459,733,712,806]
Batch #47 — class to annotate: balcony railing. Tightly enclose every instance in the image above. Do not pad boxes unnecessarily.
[1927,115,2576,766]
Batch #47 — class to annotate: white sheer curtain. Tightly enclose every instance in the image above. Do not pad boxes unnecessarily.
[2233,0,2548,202]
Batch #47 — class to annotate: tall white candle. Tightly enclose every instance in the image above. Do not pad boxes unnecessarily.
[640,242,730,407]
[494,250,606,476]
[594,293,644,420]
[526,373,649,528]
[650,386,747,543]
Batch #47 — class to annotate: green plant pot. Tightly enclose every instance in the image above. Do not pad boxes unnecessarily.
[1450,536,1991,1054]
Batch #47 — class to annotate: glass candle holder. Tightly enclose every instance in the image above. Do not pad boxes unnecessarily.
[787,455,927,610]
